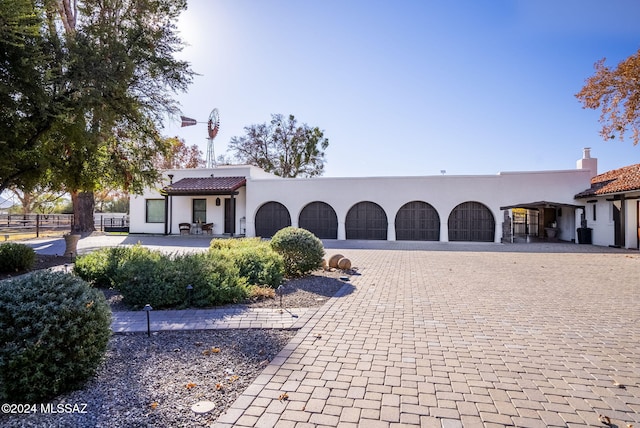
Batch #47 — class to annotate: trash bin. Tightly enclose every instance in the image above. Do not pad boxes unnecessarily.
[577,227,592,244]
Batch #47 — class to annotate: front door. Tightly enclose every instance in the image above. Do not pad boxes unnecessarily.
[224,198,236,235]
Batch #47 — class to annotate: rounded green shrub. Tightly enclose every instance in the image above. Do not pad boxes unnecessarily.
[0,271,111,403]
[74,245,155,288]
[232,245,284,287]
[115,251,248,309]
[270,227,324,277]
[0,242,36,273]
[210,238,284,288]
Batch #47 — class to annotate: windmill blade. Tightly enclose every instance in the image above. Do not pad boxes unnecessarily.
[180,116,198,127]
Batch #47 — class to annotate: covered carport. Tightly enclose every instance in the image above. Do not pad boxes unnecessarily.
[500,201,583,243]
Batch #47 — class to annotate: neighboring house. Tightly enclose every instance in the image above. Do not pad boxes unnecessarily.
[575,162,640,249]
[127,149,640,248]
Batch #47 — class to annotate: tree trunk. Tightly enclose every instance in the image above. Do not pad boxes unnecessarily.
[71,191,95,234]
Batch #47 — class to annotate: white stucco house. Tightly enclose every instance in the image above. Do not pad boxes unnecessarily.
[129,149,640,250]
[574,161,640,248]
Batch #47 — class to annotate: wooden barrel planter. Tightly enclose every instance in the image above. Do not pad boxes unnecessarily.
[328,254,344,268]
[337,257,351,270]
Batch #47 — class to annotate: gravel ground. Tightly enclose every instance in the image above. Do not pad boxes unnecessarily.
[0,254,71,281]
[0,330,294,427]
[0,261,356,427]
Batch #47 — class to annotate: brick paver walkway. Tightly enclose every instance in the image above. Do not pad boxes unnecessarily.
[26,236,640,426]
[214,246,640,428]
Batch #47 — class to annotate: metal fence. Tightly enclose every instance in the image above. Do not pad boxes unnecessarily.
[512,209,539,238]
[95,214,129,232]
[0,213,130,239]
[0,214,74,239]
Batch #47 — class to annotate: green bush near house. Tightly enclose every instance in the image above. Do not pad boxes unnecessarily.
[209,238,284,288]
[75,239,286,308]
[0,271,111,403]
[115,251,248,309]
[0,242,36,273]
[74,245,152,287]
[270,227,324,277]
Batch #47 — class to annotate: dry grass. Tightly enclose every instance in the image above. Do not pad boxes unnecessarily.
[0,230,66,242]
[247,285,276,301]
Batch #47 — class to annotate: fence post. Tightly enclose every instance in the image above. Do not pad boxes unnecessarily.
[36,214,40,238]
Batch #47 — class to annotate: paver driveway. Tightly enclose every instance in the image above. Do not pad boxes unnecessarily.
[215,243,640,427]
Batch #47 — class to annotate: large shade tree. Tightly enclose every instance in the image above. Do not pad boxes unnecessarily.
[1,0,193,232]
[228,114,329,178]
[0,0,62,192]
[576,49,640,146]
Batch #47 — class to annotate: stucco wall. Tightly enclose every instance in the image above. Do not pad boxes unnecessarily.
[128,162,640,248]
[583,196,640,249]
[244,169,592,242]
[130,165,271,235]
[625,199,640,249]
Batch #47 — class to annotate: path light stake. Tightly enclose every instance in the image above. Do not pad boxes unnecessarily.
[186,284,193,307]
[143,304,153,337]
[277,285,283,308]
[275,285,298,318]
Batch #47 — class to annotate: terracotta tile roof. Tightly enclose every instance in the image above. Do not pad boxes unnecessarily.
[575,164,640,198]
[164,176,246,195]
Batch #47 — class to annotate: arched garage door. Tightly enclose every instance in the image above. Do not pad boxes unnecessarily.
[255,202,291,238]
[299,201,338,239]
[346,201,387,240]
[448,201,495,242]
[395,201,440,241]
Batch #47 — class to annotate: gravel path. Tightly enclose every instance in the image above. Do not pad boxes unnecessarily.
[0,330,294,427]
[0,269,354,427]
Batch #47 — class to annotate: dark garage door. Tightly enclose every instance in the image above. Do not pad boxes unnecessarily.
[299,201,338,239]
[395,201,440,241]
[255,201,291,238]
[346,201,387,240]
[448,201,495,242]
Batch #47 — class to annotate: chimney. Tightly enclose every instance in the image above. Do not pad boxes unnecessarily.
[576,147,597,178]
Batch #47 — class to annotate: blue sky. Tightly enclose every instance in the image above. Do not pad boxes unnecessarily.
[163,0,640,177]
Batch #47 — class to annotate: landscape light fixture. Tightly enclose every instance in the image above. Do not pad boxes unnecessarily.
[186,284,193,307]
[277,285,284,308]
[143,304,153,337]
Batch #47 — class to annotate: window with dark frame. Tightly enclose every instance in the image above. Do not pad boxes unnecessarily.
[193,199,206,223]
[146,199,165,223]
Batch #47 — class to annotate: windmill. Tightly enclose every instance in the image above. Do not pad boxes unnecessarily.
[180,108,220,168]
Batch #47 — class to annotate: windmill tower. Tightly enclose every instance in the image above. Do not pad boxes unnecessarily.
[206,108,220,168]
[180,108,220,168]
